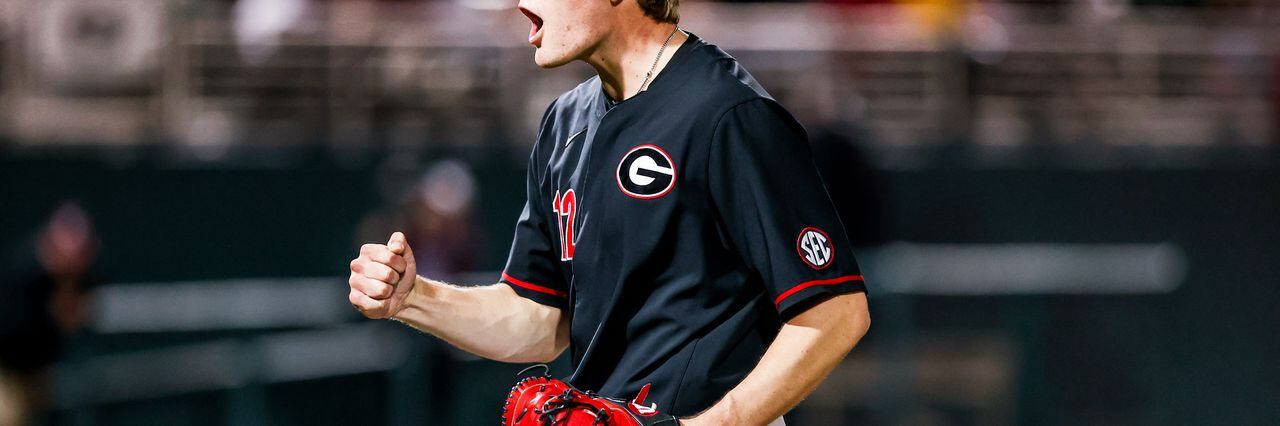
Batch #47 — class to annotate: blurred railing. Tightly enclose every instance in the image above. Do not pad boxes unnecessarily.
[0,1,1276,166]
[56,241,1183,415]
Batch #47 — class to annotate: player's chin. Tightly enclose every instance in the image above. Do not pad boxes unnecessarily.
[532,48,574,69]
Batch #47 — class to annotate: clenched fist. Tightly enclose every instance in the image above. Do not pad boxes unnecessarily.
[348,232,418,319]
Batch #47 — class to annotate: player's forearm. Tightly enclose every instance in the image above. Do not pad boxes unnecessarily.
[688,292,870,425]
[391,276,568,363]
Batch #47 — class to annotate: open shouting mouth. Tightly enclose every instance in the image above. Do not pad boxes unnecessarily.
[519,6,544,47]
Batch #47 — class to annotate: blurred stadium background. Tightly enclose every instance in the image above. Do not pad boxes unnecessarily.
[1,0,1278,424]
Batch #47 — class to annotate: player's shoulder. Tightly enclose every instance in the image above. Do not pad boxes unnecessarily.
[671,35,785,120]
[528,77,600,157]
[544,76,603,121]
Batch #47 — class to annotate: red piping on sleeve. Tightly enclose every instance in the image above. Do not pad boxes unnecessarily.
[502,272,568,298]
[774,275,864,308]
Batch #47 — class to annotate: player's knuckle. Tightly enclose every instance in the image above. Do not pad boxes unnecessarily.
[358,284,374,297]
[359,277,387,297]
[364,266,387,282]
[366,301,388,317]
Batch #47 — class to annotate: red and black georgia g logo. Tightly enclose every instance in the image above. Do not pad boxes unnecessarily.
[616,144,676,199]
[797,227,834,269]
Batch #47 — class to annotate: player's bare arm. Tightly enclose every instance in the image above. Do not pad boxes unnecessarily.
[348,232,569,363]
[683,292,871,425]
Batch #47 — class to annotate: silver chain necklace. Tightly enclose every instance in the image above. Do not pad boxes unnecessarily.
[639,26,680,93]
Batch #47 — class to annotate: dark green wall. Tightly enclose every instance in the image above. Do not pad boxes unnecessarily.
[3,155,1276,424]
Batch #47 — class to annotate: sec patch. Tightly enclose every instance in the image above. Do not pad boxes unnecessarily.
[616,144,676,200]
[797,227,834,269]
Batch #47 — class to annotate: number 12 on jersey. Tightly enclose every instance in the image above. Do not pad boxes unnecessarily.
[552,189,578,261]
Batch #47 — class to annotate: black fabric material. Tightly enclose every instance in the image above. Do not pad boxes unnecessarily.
[500,33,867,417]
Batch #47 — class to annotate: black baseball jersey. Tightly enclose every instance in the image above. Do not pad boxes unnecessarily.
[500,33,867,416]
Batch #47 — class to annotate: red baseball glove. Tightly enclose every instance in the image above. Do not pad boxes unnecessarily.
[502,366,680,426]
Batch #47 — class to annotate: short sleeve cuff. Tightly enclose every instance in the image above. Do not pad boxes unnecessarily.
[501,272,569,309]
[774,274,867,321]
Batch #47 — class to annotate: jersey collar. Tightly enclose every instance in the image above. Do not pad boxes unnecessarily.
[592,32,705,118]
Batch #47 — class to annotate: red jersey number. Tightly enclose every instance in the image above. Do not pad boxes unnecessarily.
[552,189,577,261]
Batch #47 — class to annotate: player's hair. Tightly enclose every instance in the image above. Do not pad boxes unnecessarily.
[637,0,679,24]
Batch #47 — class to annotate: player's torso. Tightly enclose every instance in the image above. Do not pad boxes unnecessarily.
[538,87,726,318]
[529,38,787,414]
[534,74,779,408]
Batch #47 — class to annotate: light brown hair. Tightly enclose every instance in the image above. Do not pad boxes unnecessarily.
[637,0,679,24]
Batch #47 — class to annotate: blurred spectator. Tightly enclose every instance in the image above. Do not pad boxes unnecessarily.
[355,158,485,423]
[233,0,312,65]
[406,159,485,278]
[774,62,886,247]
[357,158,484,280]
[809,124,887,247]
[1271,47,1280,155]
[0,202,99,426]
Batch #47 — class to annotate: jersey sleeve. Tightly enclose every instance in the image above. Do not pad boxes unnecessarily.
[707,98,867,321]
[500,106,570,309]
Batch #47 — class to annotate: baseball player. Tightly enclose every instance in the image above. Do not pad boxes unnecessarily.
[348,0,871,424]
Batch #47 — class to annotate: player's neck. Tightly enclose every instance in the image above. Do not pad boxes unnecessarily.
[586,21,686,103]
